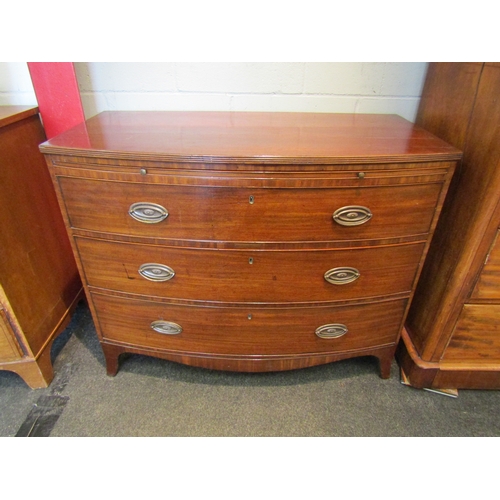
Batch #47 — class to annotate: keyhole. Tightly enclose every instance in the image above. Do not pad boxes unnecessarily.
[249,195,254,204]
[249,257,254,264]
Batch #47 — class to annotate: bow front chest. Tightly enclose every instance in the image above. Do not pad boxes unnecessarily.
[40,111,461,378]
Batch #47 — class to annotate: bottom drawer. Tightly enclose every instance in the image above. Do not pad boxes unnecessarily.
[443,304,500,361]
[92,293,407,356]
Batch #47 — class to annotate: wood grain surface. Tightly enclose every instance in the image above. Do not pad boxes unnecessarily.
[41,111,461,164]
[470,230,500,301]
[92,292,407,357]
[57,175,444,244]
[77,236,424,304]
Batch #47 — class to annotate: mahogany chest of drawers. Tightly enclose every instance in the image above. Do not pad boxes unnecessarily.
[40,111,461,378]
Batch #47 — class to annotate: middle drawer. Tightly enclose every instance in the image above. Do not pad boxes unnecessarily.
[76,237,425,303]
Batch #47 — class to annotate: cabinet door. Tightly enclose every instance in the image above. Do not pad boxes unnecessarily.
[443,304,500,362]
[0,307,23,362]
[470,230,500,300]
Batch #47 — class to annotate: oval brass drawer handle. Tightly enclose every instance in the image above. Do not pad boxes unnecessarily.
[129,202,168,223]
[333,206,372,226]
[139,263,175,282]
[324,267,360,285]
[315,323,348,339]
[150,320,182,335]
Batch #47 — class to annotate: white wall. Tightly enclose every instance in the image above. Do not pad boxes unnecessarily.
[1,62,428,122]
[0,62,37,105]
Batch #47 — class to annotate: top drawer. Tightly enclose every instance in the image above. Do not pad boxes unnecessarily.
[57,176,443,243]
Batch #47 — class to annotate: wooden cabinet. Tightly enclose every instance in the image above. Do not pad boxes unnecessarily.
[40,111,460,377]
[399,63,500,390]
[0,106,82,388]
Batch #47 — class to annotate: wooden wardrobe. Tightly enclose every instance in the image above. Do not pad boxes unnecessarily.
[398,62,500,390]
[0,106,82,388]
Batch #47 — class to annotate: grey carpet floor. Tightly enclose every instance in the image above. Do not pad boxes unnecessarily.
[1,302,500,437]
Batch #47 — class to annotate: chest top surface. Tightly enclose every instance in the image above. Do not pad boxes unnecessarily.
[40,111,461,165]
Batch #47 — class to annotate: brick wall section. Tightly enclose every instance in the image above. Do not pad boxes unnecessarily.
[0,63,37,105]
[0,62,428,123]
